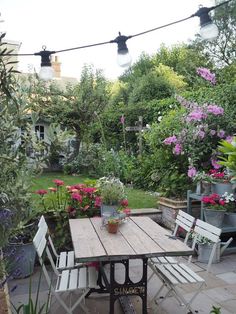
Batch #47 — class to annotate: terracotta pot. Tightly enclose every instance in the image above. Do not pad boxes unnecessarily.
[107,222,119,234]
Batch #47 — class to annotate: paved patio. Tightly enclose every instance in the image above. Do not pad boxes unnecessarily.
[8,251,236,314]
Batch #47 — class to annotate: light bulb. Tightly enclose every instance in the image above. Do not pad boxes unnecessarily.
[38,66,54,81]
[117,52,132,68]
[200,23,219,41]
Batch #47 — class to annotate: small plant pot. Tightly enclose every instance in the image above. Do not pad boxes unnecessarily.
[107,222,119,234]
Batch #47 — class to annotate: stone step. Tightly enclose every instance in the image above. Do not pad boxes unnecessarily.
[130,208,162,223]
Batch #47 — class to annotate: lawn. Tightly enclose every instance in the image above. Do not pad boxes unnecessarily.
[32,172,157,209]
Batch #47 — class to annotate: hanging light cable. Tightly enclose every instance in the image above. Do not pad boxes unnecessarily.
[0,0,232,80]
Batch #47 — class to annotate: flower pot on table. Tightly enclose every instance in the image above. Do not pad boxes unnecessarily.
[107,222,119,234]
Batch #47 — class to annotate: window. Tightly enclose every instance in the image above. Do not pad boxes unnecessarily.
[35,125,45,140]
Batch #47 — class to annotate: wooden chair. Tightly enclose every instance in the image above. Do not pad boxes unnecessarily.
[38,215,80,270]
[150,219,222,314]
[148,210,195,271]
[33,226,98,314]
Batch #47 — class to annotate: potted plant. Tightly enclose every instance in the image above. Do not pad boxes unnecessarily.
[4,214,38,279]
[209,168,234,196]
[192,171,213,195]
[107,217,120,234]
[201,192,235,228]
[195,234,221,264]
[96,176,129,222]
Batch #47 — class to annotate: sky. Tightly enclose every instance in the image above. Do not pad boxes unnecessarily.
[1,0,215,80]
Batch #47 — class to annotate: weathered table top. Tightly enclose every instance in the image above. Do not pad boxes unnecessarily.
[69,216,193,262]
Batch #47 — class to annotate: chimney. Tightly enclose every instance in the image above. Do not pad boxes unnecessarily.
[51,55,61,78]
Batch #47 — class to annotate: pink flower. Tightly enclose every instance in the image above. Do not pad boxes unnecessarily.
[210,130,216,136]
[71,184,86,190]
[163,136,177,145]
[219,200,226,206]
[207,105,224,115]
[186,109,207,122]
[53,179,64,186]
[120,199,128,207]
[120,115,125,124]
[173,143,182,155]
[217,130,225,138]
[196,67,216,85]
[123,208,131,215]
[188,166,197,178]
[95,196,102,207]
[226,136,233,143]
[82,187,97,194]
[211,159,221,170]
[35,189,48,195]
[197,130,205,139]
[71,193,83,203]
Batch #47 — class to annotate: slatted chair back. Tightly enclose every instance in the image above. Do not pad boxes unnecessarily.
[33,228,94,314]
[34,226,59,275]
[38,215,58,259]
[173,210,195,244]
[38,215,76,270]
[191,219,222,272]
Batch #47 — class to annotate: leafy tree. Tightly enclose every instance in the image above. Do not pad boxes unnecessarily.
[44,65,109,155]
[0,38,42,253]
[128,71,173,104]
[152,44,214,87]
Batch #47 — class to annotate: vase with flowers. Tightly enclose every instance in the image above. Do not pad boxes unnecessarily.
[96,176,129,224]
[202,192,236,227]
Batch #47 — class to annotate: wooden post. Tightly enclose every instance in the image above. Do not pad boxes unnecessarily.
[125,116,148,156]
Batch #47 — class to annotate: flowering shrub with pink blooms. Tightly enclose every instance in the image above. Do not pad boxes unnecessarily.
[143,67,236,198]
[35,179,101,218]
[163,93,231,176]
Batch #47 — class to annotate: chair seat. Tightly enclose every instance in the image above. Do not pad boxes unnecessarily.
[155,262,205,286]
[150,256,178,265]
[56,266,98,292]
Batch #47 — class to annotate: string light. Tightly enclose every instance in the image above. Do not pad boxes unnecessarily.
[1,0,231,81]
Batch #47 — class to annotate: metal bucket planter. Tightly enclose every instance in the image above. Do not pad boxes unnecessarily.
[201,181,212,195]
[197,242,220,264]
[223,212,236,227]
[211,182,234,196]
[204,208,226,228]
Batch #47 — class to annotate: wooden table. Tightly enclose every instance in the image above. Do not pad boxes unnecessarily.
[69,216,193,314]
